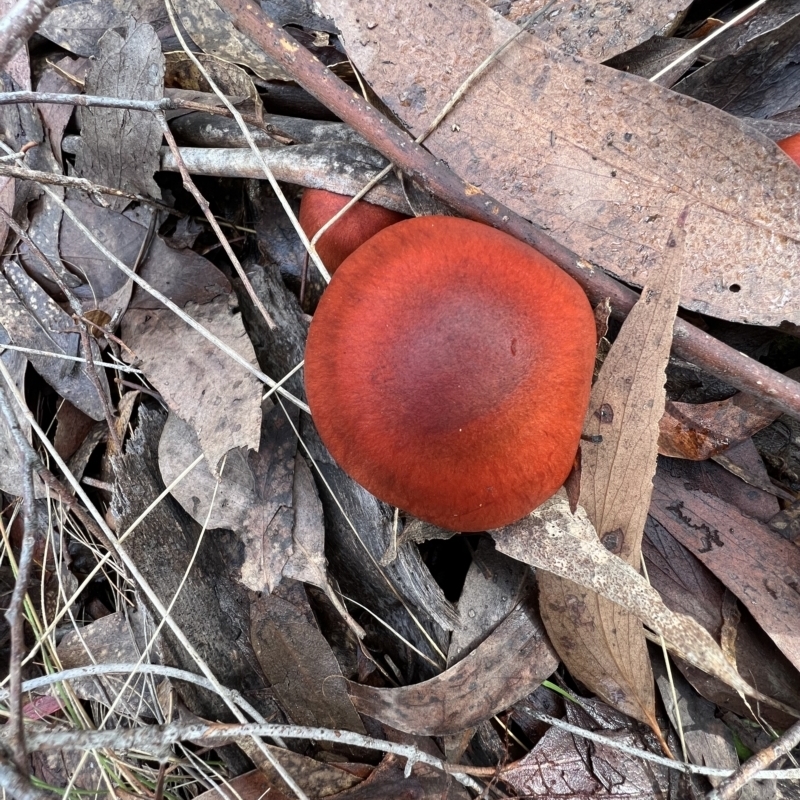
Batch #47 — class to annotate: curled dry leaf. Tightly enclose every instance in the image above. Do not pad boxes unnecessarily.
[657,367,800,461]
[318,0,800,326]
[348,591,558,736]
[492,492,799,719]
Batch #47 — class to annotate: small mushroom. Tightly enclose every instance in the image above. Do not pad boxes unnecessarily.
[299,188,408,273]
[778,132,800,166]
[304,216,597,532]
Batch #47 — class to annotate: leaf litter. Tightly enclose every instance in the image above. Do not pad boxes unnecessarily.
[0,0,799,798]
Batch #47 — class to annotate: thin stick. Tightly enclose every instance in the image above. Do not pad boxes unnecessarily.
[0,0,61,74]
[0,383,40,772]
[214,0,800,423]
[707,717,800,800]
[155,113,276,331]
[649,0,769,83]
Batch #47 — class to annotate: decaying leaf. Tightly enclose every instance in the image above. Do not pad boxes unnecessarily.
[658,392,783,461]
[508,0,689,62]
[172,0,291,81]
[318,0,800,326]
[37,0,169,57]
[502,697,678,798]
[650,461,800,673]
[539,224,683,733]
[122,291,262,473]
[0,338,35,497]
[250,580,366,733]
[74,22,164,209]
[644,513,800,730]
[0,261,109,420]
[159,404,315,594]
[348,590,558,736]
[492,492,798,717]
[57,611,160,719]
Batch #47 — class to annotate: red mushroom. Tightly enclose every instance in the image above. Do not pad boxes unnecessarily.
[299,188,408,274]
[304,216,597,532]
[778,132,800,166]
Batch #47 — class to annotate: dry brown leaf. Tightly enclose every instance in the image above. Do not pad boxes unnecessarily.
[158,404,305,594]
[173,0,291,81]
[37,0,168,57]
[318,0,800,326]
[644,514,800,730]
[650,463,800,674]
[0,260,109,420]
[57,611,159,718]
[658,395,781,460]
[506,0,689,62]
[348,592,558,736]
[250,581,366,733]
[503,697,678,798]
[538,224,683,731]
[122,291,261,472]
[491,492,798,718]
[74,22,164,210]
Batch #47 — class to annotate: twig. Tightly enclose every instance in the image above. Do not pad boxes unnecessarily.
[214,0,800,423]
[706,717,800,800]
[0,752,53,800]
[515,711,800,782]
[0,383,41,772]
[0,0,61,74]
[0,90,266,130]
[154,112,277,331]
[18,718,800,783]
[0,160,177,213]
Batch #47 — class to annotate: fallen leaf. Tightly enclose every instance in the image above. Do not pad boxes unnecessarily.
[447,537,529,665]
[57,611,160,718]
[492,492,796,716]
[348,589,558,736]
[539,223,683,733]
[250,580,366,733]
[643,513,800,731]
[0,260,109,420]
[658,393,782,460]
[111,406,274,723]
[122,291,262,472]
[676,13,800,119]
[509,0,689,62]
[502,697,678,798]
[650,459,800,674]
[159,404,297,592]
[318,0,800,326]
[172,0,291,81]
[37,0,170,58]
[74,23,164,209]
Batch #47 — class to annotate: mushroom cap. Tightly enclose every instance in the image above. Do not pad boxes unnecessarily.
[778,132,800,166]
[304,216,597,532]
[299,188,408,273]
